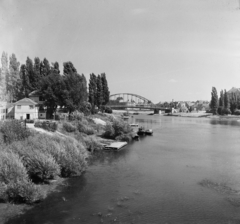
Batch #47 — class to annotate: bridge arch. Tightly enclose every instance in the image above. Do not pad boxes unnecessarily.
[109,93,153,105]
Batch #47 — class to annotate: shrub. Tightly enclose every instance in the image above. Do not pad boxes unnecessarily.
[82,135,103,152]
[34,120,58,132]
[0,150,29,184]
[8,142,60,181]
[102,122,115,139]
[0,120,31,144]
[69,111,84,121]
[115,134,132,142]
[77,121,95,135]
[24,134,88,177]
[62,122,77,132]
[26,119,34,124]
[6,180,45,204]
[104,106,112,114]
[234,109,240,115]
[0,150,45,203]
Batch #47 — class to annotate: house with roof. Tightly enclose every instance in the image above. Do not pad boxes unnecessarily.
[9,98,39,120]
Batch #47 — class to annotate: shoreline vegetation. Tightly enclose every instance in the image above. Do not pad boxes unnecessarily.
[0,111,135,223]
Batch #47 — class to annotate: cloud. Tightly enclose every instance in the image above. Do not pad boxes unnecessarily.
[169,79,177,83]
[131,8,147,15]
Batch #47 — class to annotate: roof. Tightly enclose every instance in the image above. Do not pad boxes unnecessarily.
[29,90,41,97]
[14,98,38,106]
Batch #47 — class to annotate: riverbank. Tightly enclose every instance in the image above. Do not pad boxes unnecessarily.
[165,112,240,120]
[0,113,133,223]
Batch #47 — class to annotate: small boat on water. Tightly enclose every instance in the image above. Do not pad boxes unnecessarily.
[145,129,153,135]
[132,133,139,140]
[133,112,139,115]
[137,127,146,136]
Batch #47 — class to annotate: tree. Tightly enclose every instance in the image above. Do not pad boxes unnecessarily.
[8,54,20,102]
[88,73,97,112]
[39,71,66,119]
[26,57,36,91]
[0,52,8,101]
[96,74,103,108]
[40,58,50,77]
[101,73,110,105]
[63,62,88,113]
[19,64,31,97]
[210,87,218,115]
[229,92,238,113]
[51,62,60,74]
[33,57,42,89]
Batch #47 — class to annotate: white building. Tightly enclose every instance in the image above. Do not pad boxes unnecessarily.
[14,98,38,120]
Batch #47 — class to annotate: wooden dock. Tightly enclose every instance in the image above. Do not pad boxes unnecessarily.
[104,142,128,151]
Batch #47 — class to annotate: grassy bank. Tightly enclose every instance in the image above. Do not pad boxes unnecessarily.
[0,112,133,222]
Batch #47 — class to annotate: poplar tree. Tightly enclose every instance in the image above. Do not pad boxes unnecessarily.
[40,58,50,77]
[8,54,20,102]
[0,52,8,100]
[210,87,218,115]
[96,74,103,108]
[101,73,110,105]
[33,57,41,89]
[20,64,31,97]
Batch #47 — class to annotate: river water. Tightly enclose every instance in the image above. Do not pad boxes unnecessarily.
[7,115,240,224]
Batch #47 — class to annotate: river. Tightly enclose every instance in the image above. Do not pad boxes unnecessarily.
[7,115,240,224]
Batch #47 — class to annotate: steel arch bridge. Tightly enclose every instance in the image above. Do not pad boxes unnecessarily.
[107,93,171,112]
[110,93,152,104]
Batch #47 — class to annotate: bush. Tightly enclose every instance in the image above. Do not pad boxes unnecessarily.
[6,180,45,204]
[77,121,95,135]
[102,122,115,139]
[115,134,132,142]
[104,106,112,114]
[0,150,29,184]
[0,120,31,144]
[26,119,34,124]
[8,141,60,181]
[234,109,240,115]
[34,120,58,132]
[82,135,103,152]
[62,122,77,132]
[0,150,45,203]
[24,134,88,177]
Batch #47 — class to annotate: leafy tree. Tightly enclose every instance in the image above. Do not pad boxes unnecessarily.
[19,64,31,97]
[40,58,50,77]
[8,54,20,102]
[63,62,88,113]
[39,71,66,119]
[33,57,42,89]
[0,51,8,100]
[210,87,218,115]
[51,62,60,74]
[96,74,103,108]
[224,89,230,110]
[101,73,110,105]
[26,57,37,91]
[88,73,97,112]
[229,92,238,113]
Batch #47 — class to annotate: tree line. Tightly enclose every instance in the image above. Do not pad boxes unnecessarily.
[0,51,110,117]
[210,87,240,115]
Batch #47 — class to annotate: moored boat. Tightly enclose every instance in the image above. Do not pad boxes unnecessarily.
[137,127,145,135]
[145,129,153,135]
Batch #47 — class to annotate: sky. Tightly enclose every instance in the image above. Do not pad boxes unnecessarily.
[0,0,240,103]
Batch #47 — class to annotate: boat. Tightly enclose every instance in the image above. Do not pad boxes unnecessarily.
[130,123,139,127]
[137,127,145,136]
[132,133,139,140]
[133,112,139,115]
[145,129,153,135]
